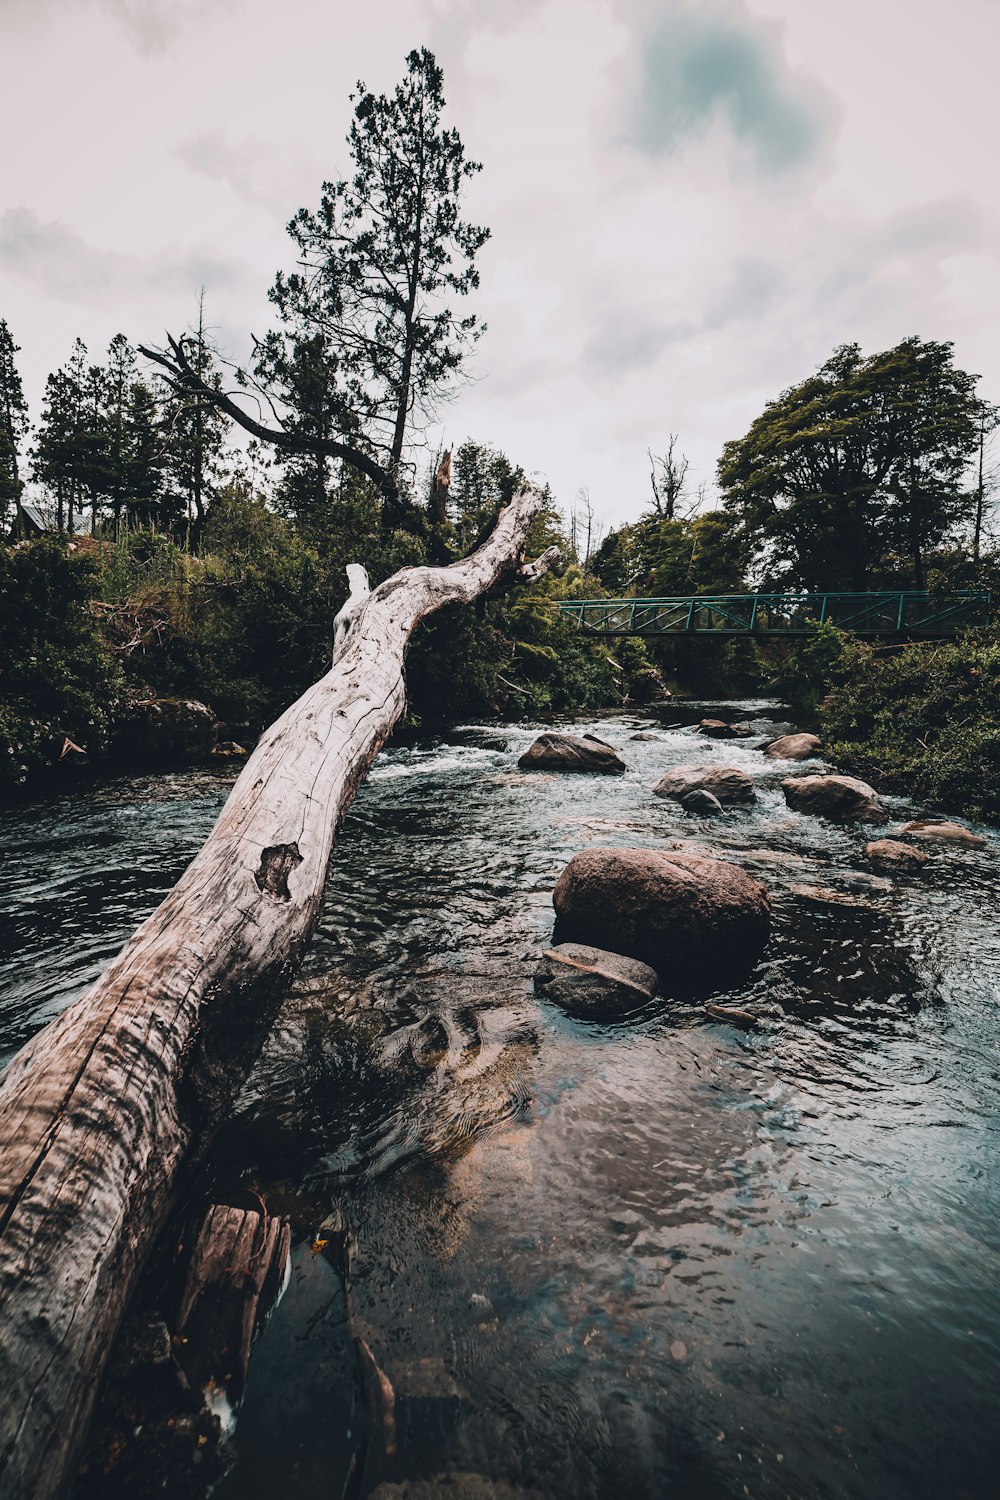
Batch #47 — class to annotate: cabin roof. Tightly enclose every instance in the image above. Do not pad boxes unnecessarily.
[17,502,49,532]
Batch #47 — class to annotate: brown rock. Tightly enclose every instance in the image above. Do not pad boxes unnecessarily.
[552,846,770,984]
[518,732,626,774]
[653,764,756,806]
[680,789,725,816]
[697,718,755,738]
[782,774,887,823]
[763,733,822,761]
[899,820,987,849]
[865,838,930,872]
[534,943,658,1021]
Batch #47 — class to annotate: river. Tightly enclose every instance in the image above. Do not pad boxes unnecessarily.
[2,702,998,1500]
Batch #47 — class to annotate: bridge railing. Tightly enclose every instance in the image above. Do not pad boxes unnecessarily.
[556,591,992,637]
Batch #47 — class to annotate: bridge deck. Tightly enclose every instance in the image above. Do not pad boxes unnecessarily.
[557,591,991,637]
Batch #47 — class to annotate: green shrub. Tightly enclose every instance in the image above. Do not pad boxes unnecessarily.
[820,632,1000,820]
[0,537,121,786]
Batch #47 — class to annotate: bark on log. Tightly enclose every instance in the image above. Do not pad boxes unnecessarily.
[0,485,556,1499]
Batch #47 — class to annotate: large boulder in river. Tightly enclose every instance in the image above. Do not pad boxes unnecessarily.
[782,774,887,823]
[534,943,658,1021]
[518,732,626,773]
[865,838,929,872]
[763,733,822,761]
[115,698,218,762]
[653,764,756,807]
[898,819,987,849]
[552,847,770,984]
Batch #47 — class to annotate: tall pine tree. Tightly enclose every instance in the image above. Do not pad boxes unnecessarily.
[268,47,489,488]
[33,339,91,534]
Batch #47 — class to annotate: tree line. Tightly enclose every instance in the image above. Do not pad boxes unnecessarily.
[592,340,997,603]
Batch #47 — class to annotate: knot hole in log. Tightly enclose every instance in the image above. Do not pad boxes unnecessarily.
[254,842,303,901]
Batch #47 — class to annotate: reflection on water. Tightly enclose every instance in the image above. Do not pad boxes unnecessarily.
[2,705,999,1499]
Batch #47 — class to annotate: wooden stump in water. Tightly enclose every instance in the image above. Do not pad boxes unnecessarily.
[176,1200,292,1405]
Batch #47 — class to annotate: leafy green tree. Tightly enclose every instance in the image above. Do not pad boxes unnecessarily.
[0,321,29,532]
[718,338,984,591]
[450,439,524,550]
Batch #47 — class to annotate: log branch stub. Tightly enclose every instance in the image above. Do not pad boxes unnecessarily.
[0,484,555,1499]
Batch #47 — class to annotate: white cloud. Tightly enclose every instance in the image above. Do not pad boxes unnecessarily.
[0,0,997,526]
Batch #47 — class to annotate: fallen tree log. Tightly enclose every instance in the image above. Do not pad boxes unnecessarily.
[0,485,557,1499]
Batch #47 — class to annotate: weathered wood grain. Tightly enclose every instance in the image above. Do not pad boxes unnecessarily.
[0,485,554,1498]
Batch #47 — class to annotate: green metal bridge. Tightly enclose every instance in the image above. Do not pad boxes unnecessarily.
[557,591,991,638]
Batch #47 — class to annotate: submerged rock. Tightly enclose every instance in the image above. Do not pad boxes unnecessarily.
[790,883,876,909]
[899,819,987,849]
[697,718,755,738]
[782,774,887,823]
[630,731,664,741]
[679,789,725,816]
[653,764,756,807]
[517,733,626,774]
[534,942,658,1021]
[865,838,929,872]
[552,846,770,982]
[763,733,822,761]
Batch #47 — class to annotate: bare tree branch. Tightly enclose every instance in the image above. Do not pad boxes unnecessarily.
[139,335,398,503]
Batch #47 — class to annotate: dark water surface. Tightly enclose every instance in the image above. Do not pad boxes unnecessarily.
[2,704,999,1499]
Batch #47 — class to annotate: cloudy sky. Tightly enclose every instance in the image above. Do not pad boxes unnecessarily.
[1,0,998,527]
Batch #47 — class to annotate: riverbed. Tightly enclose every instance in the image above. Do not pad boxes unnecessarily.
[2,702,999,1499]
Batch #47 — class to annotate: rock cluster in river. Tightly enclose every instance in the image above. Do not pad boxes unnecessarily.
[551,846,771,986]
[518,732,626,774]
[653,764,756,807]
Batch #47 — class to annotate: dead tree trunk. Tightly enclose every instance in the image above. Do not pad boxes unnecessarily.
[0,485,557,1499]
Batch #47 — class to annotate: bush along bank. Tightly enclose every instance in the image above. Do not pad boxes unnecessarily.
[818,630,1000,823]
[0,520,668,791]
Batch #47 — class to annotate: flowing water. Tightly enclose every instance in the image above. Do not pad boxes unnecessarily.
[2,703,999,1500]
